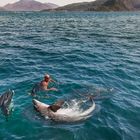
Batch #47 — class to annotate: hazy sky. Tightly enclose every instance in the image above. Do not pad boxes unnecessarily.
[0,0,95,7]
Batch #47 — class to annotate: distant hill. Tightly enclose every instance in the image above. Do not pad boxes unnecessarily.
[0,7,5,11]
[47,3,59,9]
[3,0,59,11]
[56,0,140,11]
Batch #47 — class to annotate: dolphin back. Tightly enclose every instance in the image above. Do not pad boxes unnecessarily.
[0,90,14,116]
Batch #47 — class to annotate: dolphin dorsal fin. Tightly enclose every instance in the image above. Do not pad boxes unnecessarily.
[48,100,64,112]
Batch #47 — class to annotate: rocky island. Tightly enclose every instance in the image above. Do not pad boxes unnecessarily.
[54,0,140,11]
[1,0,58,11]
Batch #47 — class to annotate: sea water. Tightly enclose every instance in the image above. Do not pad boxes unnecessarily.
[0,12,140,140]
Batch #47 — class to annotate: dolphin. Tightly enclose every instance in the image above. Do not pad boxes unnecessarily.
[0,90,14,116]
[33,98,95,122]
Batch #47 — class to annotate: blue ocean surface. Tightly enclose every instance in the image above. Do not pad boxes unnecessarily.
[0,12,140,140]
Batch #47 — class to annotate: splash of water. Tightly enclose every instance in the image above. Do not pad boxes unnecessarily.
[46,99,96,122]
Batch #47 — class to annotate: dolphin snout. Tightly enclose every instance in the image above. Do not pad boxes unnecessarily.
[32,99,39,112]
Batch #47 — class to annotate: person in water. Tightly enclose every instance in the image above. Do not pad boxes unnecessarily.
[40,74,58,91]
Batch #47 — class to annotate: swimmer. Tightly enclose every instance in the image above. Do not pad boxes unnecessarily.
[40,74,58,91]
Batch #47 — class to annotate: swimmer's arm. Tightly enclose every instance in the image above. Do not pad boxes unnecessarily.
[50,78,57,83]
[46,87,58,91]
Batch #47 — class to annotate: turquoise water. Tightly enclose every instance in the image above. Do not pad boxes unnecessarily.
[0,12,140,140]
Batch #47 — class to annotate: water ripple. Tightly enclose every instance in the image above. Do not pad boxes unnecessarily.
[0,12,140,140]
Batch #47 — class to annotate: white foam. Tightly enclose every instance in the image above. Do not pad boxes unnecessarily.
[53,99,96,122]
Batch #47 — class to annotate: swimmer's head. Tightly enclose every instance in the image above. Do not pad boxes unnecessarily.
[44,74,50,80]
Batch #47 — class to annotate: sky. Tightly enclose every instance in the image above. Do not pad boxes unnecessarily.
[0,0,95,7]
